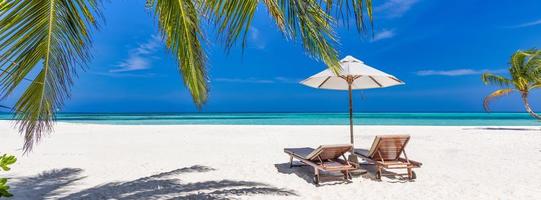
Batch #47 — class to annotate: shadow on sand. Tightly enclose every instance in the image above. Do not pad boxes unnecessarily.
[11,165,296,200]
[275,162,415,185]
[10,168,85,200]
[357,164,415,183]
[274,162,352,186]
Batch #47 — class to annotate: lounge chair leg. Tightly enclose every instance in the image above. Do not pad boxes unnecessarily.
[314,169,320,185]
[289,156,293,168]
[407,167,413,180]
[342,170,348,180]
[376,166,382,180]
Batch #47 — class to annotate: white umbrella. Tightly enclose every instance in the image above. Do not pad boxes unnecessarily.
[300,55,404,146]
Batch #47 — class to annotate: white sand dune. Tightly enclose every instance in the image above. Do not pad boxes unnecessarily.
[1,121,540,199]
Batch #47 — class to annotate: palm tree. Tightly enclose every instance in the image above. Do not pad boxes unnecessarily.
[482,49,541,119]
[0,0,374,151]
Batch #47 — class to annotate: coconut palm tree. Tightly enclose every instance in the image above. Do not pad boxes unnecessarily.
[482,49,541,119]
[0,0,374,151]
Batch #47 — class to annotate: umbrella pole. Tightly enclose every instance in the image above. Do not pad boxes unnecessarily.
[348,81,354,145]
[347,79,360,166]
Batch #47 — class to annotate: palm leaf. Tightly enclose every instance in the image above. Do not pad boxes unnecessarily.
[261,0,288,34]
[510,50,526,75]
[0,0,102,152]
[509,50,530,88]
[195,0,375,74]
[201,0,259,50]
[481,73,512,87]
[147,0,208,106]
[483,88,513,112]
[323,0,373,33]
[528,80,541,90]
[262,0,340,72]
[0,0,9,11]
[522,49,541,80]
[508,50,541,90]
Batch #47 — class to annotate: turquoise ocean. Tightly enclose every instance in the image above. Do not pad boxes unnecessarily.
[0,113,539,126]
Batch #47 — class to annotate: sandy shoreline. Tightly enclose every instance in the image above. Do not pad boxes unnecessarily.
[1,121,540,199]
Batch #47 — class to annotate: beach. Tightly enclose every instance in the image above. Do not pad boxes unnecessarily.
[1,121,540,199]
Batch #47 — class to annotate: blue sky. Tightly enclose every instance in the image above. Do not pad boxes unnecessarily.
[5,0,541,113]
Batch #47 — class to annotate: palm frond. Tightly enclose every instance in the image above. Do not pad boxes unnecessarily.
[522,49,541,79]
[199,0,374,73]
[510,50,527,66]
[147,0,208,106]
[262,0,340,72]
[520,48,541,59]
[0,0,102,152]
[508,49,541,90]
[261,0,288,35]
[481,73,512,87]
[322,0,373,33]
[0,0,9,11]
[529,81,541,90]
[509,50,526,80]
[483,88,513,112]
[201,0,258,50]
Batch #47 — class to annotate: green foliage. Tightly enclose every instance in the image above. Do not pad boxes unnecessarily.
[482,49,541,119]
[0,154,17,198]
[147,0,208,107]
[1,0,374,151]
[0,178,13,197]
[0,0,6,11]
[0,155,16,171]
[0,0,103,152]
[262,0,340,72]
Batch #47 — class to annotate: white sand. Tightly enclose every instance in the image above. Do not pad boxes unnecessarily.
[1,121,541,199]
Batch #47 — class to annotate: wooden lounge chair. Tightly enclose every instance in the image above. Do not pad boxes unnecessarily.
[284,144,355,185]
[355,135,422,180]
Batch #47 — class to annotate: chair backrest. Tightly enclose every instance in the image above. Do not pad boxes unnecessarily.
[367,135,410,161]
[306,144,352,161]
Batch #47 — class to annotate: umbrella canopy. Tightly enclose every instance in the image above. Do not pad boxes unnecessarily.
[300,55,404,145]
[301,55,404,90]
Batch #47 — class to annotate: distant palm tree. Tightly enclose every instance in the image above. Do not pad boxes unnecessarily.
[0,0,374,151]
[482,49,541,119]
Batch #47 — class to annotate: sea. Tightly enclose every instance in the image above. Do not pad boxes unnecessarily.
[0,113,539,126]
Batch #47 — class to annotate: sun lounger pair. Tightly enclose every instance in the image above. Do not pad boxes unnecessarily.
[284,135,421,185]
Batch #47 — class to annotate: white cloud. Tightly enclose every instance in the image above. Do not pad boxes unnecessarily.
[416,68,506,76]
[505,19,541,29]
[110,35,162,73]
[92,71,158,78]
[110,56,150,73]
[274,76,300,84]
[372,29,395,42]
[375,0,419,18]
[213,77,300,84]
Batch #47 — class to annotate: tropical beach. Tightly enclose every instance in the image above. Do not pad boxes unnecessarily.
[2,0,541,199]
[1,122,541,199]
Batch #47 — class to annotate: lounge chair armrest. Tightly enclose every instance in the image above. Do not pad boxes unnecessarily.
[398,158,422,167]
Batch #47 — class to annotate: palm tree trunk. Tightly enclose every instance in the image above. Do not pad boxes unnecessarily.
[521,92,541,120]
